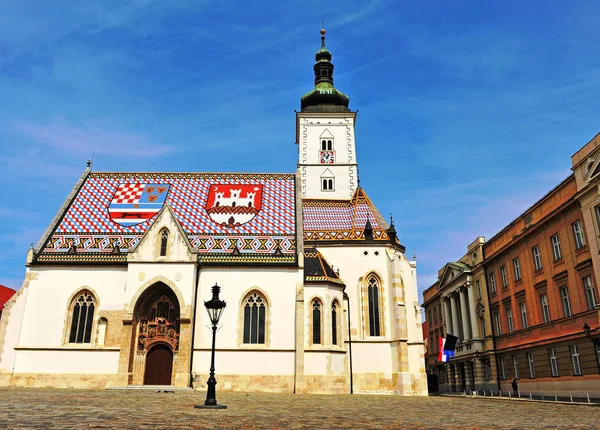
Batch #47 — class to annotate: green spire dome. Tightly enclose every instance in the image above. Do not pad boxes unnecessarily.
[300,27,350,112]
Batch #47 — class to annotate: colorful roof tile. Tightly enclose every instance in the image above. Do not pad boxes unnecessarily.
[38,172,296,264]
[303,248,344,285]
[302,188,391,242]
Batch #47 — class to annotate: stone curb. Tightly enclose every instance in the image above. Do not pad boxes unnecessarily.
[440,393,600,407]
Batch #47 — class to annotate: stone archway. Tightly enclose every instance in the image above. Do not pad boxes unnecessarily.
[130,282,180,386]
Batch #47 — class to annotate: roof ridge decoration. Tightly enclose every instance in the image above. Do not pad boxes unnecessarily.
[36,172,297,265]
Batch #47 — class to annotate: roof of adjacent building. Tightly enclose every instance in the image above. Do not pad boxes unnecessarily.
[0,285,16,311]
[303,248,344,285]
[303,188,394,243]
[36,171,297,265]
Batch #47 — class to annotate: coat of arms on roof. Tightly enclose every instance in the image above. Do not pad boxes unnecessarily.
[108,183,171,227]
[205,184,263,228]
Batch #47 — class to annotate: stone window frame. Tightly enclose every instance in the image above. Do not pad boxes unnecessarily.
[532,245,543,271]
[570,344,582,376]
[157,227,170,259]
[550,234,562,261]
[500,266,508,289]
[572,220,586,250]
[331,298,342,347]
[527,352,535,378]
[308,296,324,346]
[582,275,597,311]
[513,257,522,282]
[237,288,271,348]
[548,348,559,377]
[559,286,572,318]
[62,288,100,347]
[361,272,386,338]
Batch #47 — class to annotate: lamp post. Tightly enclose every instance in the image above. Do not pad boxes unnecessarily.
[195,284,227,410]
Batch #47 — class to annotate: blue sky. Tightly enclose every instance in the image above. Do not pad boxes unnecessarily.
[1,1,599,298]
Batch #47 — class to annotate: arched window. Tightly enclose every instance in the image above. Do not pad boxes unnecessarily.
[312,299,322,344]
[243,292,266,344]
[321,139,327,151]
[68,291,96,343]
[322,178,334,191]
[159,229,169,257]
[332,301,339,346]
[367,276,381,336]
[327,139,333,150]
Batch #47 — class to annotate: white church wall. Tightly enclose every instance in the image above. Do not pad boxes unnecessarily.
[193,266,302,351]
[352,342,393,373]
[305,351,328,375]
[13,349,119,374]
[194,350,294,376]
[123,263,197,316]
[316,245,395,341]
[17,266,127,347]
[0,283,28,372]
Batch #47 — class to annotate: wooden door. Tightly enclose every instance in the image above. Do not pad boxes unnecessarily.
[144,345,173,385]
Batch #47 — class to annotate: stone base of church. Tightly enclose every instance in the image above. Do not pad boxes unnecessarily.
[351,372,428,396]
[302,375,349,394]
[193,373,295,393]
[0,372,127,389]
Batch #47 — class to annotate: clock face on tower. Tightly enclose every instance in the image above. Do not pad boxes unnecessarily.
[319,151,335,164]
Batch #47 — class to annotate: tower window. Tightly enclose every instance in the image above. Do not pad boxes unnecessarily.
[321,140,327,150]
[322,178,334,191]
[327,140,333,150]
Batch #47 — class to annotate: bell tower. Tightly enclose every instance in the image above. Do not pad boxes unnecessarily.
[296,27,358,200]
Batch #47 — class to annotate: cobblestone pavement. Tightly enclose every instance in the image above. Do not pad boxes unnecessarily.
[0,388,599,429]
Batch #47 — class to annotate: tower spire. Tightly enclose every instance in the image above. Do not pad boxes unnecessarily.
[300,26,350,112]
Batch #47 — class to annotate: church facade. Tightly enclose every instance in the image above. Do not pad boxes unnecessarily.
[0,30,427,395]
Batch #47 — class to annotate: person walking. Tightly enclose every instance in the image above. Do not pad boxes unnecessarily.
[511,376,519,397]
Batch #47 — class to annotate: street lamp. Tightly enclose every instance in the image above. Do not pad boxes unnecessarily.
[195,284,227,410]
[583,323,600,346]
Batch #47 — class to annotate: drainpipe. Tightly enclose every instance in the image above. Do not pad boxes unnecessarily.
[481,249,501,393]
[189,260,201,388]
[343,291,354,394]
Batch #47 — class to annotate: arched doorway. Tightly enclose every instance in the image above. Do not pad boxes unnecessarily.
[132,282,180,386]
[144,344,174,385]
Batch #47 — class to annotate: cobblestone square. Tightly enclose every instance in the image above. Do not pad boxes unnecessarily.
[0,388,599,429]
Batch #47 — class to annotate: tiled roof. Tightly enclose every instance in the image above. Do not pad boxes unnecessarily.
[303,248,344,285]
[0,285,16,311]
[38,172,296,264]
[302,188,391,242]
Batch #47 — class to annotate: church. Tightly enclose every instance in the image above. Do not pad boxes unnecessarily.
[0,29,427,395]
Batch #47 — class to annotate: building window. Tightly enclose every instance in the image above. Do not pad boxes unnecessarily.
[583,276,597,310]
[489,273,496,294]
[367,276,381,336]
[595,205,600,231]
[570,345,582,375]
[560,287,572,318]
[428,311,432,324]
[549,348,559,376]
[484,361,490,381]
[520,302,528,329]
[321,177,334,191]
[321,139,333,151]
[159,229,169,257]
[551,234,562,260]
[331,301,339,346]
[572,220,585,249]
[312,299,322,344]
[500,266,508,288]
[532,246,542,271]
[506,307,514,333]
[500,357,507,379]
[513,355,520,379]
[68,291,96,344]
[480,318,487,338]
[596,344,600,369]
[513,258,522,281]
[243,291,266,344]
[494,311,502,336]
[540,294,551,323]
[433,307,438,324]
[476,279,481,299]
[527,353,535,378]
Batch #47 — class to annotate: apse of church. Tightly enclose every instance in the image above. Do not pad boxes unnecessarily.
[0,28,427,396]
